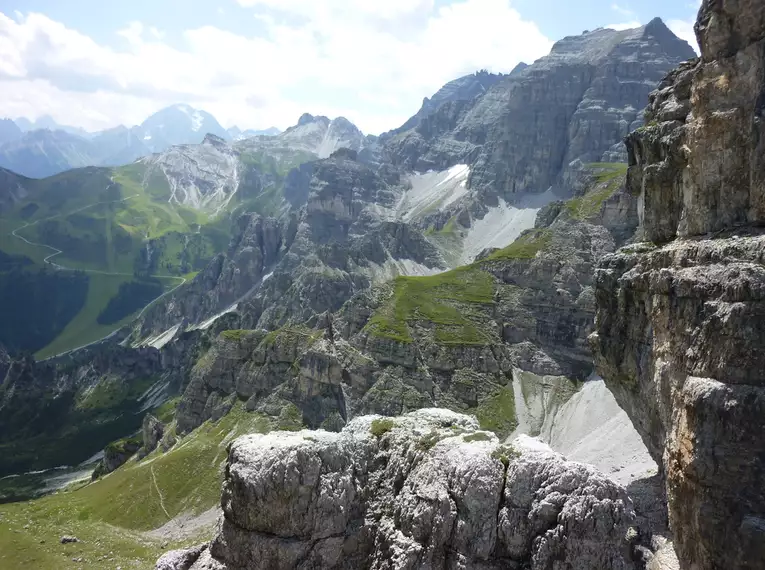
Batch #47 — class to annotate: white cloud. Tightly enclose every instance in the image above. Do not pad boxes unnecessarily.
[610,3,635,17]
[604,21,641,31]
[668,0,701,54]
[0,2,552,134]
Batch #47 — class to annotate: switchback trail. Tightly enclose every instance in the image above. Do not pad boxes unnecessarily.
[8,191,188,359]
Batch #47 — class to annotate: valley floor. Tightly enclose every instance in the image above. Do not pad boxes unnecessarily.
[0,404,267,569]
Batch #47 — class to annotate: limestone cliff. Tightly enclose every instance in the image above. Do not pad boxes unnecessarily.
[157,409,638,570]
[384,20,694,199]
[591,1,765,568]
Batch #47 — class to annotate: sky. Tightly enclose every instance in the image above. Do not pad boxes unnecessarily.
[0,0,701,135]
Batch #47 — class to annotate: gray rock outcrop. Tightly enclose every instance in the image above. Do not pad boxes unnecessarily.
[134,213,287,339]
[591,2,765,568]
[142,414,165,456]
[157,409,638,570]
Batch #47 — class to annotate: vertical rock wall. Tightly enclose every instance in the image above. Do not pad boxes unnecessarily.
[592,1,765,568]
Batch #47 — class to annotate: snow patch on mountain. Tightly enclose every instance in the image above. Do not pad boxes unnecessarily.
[190,303,239,331]
[191,111,204,132]
[398,165,471,222]
[144,324,180,349]
[460,191,554,264]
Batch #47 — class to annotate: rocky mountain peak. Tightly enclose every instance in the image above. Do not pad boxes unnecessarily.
[639,16,697,55]
[643,16,671,36]
[0,118,22,146]
[202,133,229,148]
[296,113,330,128]
[138,104,231,152]
[328,116,355,129]
[297,112,316,126]
[384,20,694,197]
[509,61,528,76]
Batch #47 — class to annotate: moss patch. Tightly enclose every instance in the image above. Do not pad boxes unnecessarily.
[484,229,552,261]
[473,385,517,439]
[221,329,249,342]
[491,444,521,467]
[261,325,324,348]
[463,432,492,443]
[417,430,447,451]
[364,266,495,345]
[370,418,396,437]
[564,163,627,220]
[276,404,304,432]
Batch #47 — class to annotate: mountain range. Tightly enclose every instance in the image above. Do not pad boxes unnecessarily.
[0,105,282,178]
[0,15,731,570]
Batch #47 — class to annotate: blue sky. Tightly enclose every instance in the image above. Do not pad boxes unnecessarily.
[0,0,700,134]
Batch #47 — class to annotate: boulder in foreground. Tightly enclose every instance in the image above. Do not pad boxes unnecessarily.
[158,409,637,570]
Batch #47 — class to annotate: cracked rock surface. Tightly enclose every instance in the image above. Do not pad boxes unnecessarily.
[157,409,637,570]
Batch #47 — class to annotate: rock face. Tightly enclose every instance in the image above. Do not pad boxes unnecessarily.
[141,135,243,212]
[384,20,695,199]
[134,212,287,340]
[382,70,507,139]
[134,151,445,342]
[157,409,638,570]
[174,171,637,444]
[142,414,165,456]
[591,2,765,568]
[268,114,367,159]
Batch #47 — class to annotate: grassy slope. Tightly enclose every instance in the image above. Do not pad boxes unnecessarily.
[34,274,178,359]
[365,163,628,347]
[363,229,555,346]
[0,148,320,357]
[0,403,270,569]
[565,162,628,221]
[364,266,496,345]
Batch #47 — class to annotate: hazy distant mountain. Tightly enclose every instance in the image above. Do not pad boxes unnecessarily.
[14,115,91,138]
[90,125,152,166]
[138,104,231,152]
[0,119,22,146]
[2,105,233,177]
[0,129,97,178]
[227,126,282,140]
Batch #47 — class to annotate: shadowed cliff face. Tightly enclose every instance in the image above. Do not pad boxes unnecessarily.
[591,1,765,568]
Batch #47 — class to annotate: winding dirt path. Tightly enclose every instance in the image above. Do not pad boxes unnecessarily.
[8,192,187,359]
[151,465,172,520]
